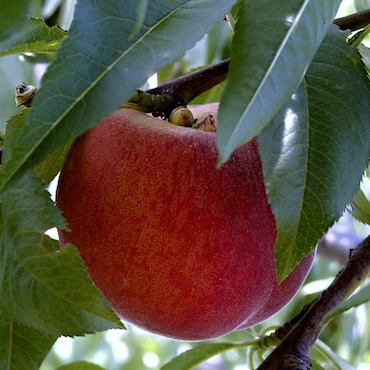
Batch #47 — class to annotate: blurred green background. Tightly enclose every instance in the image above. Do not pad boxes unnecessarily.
[1,0,370,369]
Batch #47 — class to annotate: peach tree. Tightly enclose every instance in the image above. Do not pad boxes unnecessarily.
[1,0,370,369]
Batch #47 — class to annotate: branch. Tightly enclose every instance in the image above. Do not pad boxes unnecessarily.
[256,234,370,370]
[124,59,230,119]
[334,9,370,31]
[18,10,370,119]
[124,9,370,119]
[145,58,230,106]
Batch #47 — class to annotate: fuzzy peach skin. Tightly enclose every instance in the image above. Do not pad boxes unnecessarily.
[56,105,314,341]
[237,251,315,330]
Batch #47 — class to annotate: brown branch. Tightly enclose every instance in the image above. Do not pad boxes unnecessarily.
[20,10,369,119]
[146,58,230,105]
[257,234,370,370]
[334,9,370,31]
[135,9,370,119]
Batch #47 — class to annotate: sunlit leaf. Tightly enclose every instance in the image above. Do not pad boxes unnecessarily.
[348,188,370,225]
[0,17,67,57]
[56,361,107,370]
[131,0,149,38]
[323,282,370,322]
[0,0,236,192]
[258,26,370,280]
[311,339,356,370]
[159,342,251,370]
[359,44,370,73]
[217,0,342,164]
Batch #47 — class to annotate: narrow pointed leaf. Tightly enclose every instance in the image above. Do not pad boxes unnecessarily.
[348,188,370,225]
[217,0,342,164]
[0,0,236,191]
[258,26,370,281]
[131,0,149,38]
[0,169,124,336]
[159,342,250,370]
[0,320,56,370]
[323,283,370,322]
[311,340,356,370]
[0,17,67,57]
[56,362,107,370]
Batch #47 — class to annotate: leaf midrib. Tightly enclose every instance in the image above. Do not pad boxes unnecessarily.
[226,0,311,157]
[7,321,13,370]
[1,2,188,191]
[280,78,311,279]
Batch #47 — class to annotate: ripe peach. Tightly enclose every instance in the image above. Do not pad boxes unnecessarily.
[238,252,314,329]
[56,104,314,341]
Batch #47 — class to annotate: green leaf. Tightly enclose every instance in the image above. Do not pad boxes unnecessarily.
[0,320,56,370]
[56,362,107,370]
[6,109,72,185]
[359,44,370,72]
[217,0,342,164]
[3,110,31,152]
[159,342,251,370]
[0,0,29,40]
[0,17,67,57]
[0,169,124,336]
[354,0,370,12]
[348,188,370,225]
[0,0,236,192]
[131,0,149,38]
[311,339,356,370]
[258,26,370,281]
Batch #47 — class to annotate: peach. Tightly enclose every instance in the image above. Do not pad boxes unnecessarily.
[56,105,313,340]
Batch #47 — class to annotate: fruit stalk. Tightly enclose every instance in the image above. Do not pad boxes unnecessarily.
[256,233,370,370]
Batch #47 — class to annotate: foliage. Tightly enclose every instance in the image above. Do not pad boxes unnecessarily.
[1,0,370,369]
